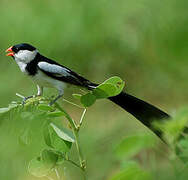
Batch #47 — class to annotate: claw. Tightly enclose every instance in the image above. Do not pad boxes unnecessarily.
[48,100,56,106]
[48,94,63,106]
[22,95,34,105]
[48,102,53,106]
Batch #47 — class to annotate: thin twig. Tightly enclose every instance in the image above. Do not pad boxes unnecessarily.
[16,93,25,99]
[67,158,87,180]
[62,98,84,109]
[73,130,85,169]
[55,102,86,178]
[66,159,83,170]
[55,168,61,180]
[54,102,77,131]
[79,109,87,127]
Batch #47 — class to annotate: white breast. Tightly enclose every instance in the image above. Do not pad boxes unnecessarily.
[16,61,27,73]
[31,70,67,92]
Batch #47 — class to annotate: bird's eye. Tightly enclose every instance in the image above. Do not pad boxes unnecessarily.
[14,47,19,53]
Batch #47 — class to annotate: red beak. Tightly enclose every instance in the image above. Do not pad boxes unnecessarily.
[6,46,14,56]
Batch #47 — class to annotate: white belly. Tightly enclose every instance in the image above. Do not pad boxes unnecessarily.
[31,70,67,91]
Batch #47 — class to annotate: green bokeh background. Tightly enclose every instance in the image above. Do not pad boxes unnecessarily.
[0,0,188,179]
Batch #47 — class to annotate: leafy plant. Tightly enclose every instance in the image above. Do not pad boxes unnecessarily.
[109,108,188,180]
[81,76,125,107]
[2,76,188,180]
[0,76,125,180]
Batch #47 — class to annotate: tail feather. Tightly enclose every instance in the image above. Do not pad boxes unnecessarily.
[87,81,170,139]
[109,92,170,138]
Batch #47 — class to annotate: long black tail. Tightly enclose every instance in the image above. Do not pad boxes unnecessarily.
[109,92,170,138]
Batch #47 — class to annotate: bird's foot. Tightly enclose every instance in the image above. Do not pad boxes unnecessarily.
[22,95,35,105]
[48,95,63,106]
[48,99,56,106]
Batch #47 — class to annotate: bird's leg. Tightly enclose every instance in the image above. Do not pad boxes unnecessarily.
[49,90,64,106]
[37,85,43,96]
[22,85,43,105]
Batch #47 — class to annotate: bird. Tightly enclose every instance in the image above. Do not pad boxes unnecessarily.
[6,43,170,139]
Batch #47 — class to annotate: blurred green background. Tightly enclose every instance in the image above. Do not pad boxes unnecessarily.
[0,0,188,179]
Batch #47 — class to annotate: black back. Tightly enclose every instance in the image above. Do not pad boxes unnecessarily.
[26,53,97,88]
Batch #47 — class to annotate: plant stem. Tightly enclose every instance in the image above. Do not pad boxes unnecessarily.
[16,93,25,99]
[66,159,82,169]
[73,130,86,169]
[55,103,77,131]
[55,102,87,178]
[65,158,87,180]
[55,169,60,180]
[62,98,83,109]
[79,109,87,128]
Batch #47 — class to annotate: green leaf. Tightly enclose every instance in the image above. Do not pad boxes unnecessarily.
[38,104,54,111]
[50,128,72,153]
[116,134,156,159]
[178,138,188,149]
[8,103,19,109]
[110,162,151,180]
[81,93,96,107]
[47,149,65,165]
[176,137,188,161]
[45,123,73,153]
[79,76,125,105]
[93,76,125,98]
[153,113,188,144]
[0,107,10,114]
[47,111,66,117]
[28,158,49,177]
[50,123,75,143]
[72,93,82,100]
[104,76,125,96]
[41,149,58,168]
[93,83,117,98]
[28,149,58,177]
[43,124,53,147]
[103,76,125,95]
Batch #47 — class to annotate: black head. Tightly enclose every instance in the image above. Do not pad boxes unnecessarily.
[6,43,38,62]
[12,43,36,53]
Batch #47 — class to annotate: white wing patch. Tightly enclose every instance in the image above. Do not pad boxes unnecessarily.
[38,62,71,77]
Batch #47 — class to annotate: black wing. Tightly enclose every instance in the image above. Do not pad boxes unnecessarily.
[37,54,96,89]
